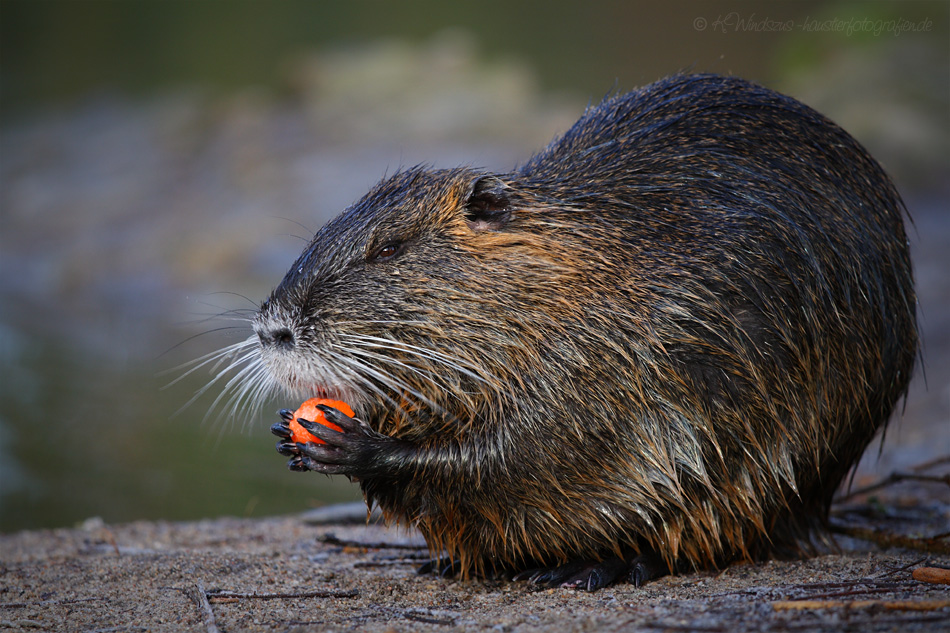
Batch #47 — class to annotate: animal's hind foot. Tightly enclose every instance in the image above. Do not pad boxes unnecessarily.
[417,557,462,578]
[513,552,669,591]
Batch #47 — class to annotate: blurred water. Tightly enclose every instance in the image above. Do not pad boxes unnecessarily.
[0,34,582,532]
[1,4,947,532]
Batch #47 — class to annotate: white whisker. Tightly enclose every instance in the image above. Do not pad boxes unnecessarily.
[337,344,483,411]
[167,324,282,435]
[205,352,271,423]
[335,344,440,385]
[161,336,256,388]
[329,351,439,414]
[339,333,497,386]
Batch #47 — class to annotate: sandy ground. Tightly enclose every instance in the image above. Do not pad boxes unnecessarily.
[2,491,949,633]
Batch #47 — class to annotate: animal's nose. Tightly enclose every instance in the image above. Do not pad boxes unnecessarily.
[257,326,295,351]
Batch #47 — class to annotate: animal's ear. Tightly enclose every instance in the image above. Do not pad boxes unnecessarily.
[464,175,511,232]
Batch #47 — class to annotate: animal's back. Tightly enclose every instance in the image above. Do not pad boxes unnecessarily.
[511,73,917,565]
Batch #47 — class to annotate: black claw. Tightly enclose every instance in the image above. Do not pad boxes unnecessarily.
[418,557,462,578]
[276,439,297,456]
[528,569,557,585]
[512,567,552,583]
[315,403,339,418]
[314,404,352,430]
[287,456,309,472]
[296,417,349,449]
[628,552,668,588]
[514,559,587,587]
[440,559,462,578]
[278,408,294,422]
[271,421,292,438]
[631,564,647,588]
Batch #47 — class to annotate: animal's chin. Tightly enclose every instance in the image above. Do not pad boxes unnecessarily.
[284,381,340,401]
[258,352,346,402]
[257,349,371,415]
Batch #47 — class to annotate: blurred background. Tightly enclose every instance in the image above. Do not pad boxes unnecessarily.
[1,0,947,533]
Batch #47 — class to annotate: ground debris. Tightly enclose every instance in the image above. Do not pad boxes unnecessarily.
[1,515,948,632]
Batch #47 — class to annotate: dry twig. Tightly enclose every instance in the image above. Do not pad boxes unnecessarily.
[206,588,359,602]
[836,468,950,503]
[773,598,950,611]
[319,532,428,550]
[828,523,950,555]
[193,583,220,633]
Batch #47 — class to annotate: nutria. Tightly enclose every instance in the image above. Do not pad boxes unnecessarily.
[250,73,917,590]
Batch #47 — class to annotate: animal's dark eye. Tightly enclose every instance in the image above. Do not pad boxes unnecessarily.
[371,242,403,262]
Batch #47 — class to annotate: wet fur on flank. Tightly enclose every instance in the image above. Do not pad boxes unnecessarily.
[247,74,917,581]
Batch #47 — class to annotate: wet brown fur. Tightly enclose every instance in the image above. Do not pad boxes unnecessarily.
[255,74,918,579]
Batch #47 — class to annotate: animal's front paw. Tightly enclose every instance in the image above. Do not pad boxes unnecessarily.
[283,404,393,478]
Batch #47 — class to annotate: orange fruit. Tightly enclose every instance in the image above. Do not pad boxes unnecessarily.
[289,398,354,444]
